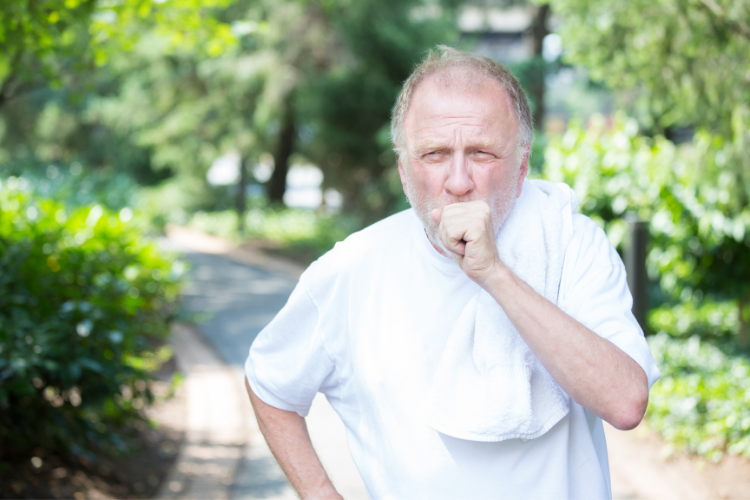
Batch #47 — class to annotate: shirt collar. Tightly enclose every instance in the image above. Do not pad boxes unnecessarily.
[408,209,464,275]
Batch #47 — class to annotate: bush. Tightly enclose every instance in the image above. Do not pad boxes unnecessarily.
[187,206,361,264]
[544,115,750,461]
[1,165,138,213]
[544,114,750,321]
[245,206,359,259]
[647,333,750,461]
[649,300,739,342]
[0,182,183,464]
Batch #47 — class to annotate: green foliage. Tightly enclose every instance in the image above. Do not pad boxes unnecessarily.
[544,114,750,307]
[650,300,738,342]
[1,165,138,212]
[0,0,94,87]
[544,113,750,461]
[545,0,750,137]
[0,183,184,462]
[648,126,750,302]
[187,206,360,264]
[244,206,359,261]
[647,333,750,461]
[2,0,464,226]
[544,113,675,249]
[297,0,459,217]
[0,0,237,90]
[542,0,750,311]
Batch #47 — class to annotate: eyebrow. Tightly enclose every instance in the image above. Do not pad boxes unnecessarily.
[472,139,506,150]
[413,139,507,152]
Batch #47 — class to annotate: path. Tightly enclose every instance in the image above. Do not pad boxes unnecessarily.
[163,227,370,500]
[163,226,750,500]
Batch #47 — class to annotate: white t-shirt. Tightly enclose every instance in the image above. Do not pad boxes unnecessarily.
[245,206,660,500]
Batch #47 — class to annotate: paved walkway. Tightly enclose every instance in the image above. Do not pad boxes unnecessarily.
[161,226,748,500]
[162,227,369,500]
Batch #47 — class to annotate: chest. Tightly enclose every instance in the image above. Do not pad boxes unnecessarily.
[339,265,479,413]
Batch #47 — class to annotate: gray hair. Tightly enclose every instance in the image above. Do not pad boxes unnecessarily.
[390,45,534,160]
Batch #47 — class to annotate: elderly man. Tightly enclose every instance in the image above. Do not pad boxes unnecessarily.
[244,46,660,500]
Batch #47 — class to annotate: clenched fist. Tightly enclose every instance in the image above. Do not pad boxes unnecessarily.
[431,200,506,288]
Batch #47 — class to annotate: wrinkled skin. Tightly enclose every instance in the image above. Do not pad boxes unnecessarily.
[398,72,528,287]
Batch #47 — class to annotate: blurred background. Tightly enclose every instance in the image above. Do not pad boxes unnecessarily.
[1,0,749,497]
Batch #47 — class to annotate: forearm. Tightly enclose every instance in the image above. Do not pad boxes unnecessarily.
[245,378,342,500]
[483,267,649,430]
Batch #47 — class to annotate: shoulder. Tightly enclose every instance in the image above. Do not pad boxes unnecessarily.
[316,209,412,269]
[565,213,621,272]
[300,209,414,295]
[526,178,580,213]
[558,212,630,315]
[524,178,616,270]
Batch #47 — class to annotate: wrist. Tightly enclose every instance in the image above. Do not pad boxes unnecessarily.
[480,259,514,297]
[301,493,343,500]
[299,483,343,500]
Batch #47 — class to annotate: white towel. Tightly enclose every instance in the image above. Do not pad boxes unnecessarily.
[423,179,578,442]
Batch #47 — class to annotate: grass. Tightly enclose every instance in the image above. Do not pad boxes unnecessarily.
[186,206,361,265]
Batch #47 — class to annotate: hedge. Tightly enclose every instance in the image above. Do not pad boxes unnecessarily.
[647,333,750,462]
[0,184,183,464]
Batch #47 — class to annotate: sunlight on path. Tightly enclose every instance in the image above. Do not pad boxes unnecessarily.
[166,231,369,499]
[605,423,714,500]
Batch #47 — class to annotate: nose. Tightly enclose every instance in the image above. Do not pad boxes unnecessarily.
[443,152,474,198]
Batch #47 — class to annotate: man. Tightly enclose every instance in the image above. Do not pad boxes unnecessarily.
[245,46,660,500]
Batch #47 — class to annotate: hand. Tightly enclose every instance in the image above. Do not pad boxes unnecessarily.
[431,201,504,287]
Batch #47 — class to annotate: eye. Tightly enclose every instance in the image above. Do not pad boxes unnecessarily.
[474,151,495,160]
[422,151,445,161]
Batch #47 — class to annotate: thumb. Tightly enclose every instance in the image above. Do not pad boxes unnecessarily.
[431,208,442,226]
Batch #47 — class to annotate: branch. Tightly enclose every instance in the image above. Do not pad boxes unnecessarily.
[698,0,750,41]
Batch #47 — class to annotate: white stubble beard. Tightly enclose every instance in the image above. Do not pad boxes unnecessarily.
[403,165,521,256]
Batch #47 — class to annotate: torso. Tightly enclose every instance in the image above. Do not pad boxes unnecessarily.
[304,208,611,500]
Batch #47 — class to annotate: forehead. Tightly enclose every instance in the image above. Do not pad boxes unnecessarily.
[403,71,518,146]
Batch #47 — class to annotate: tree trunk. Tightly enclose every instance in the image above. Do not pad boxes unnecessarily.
[740,295,748,348]
[267,95,296,204]
[529,3,550,129]
[236,156,247,234]
[0,75,19,110]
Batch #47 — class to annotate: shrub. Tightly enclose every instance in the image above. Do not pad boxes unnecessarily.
[0,183,183,464]
[244,206,359,260]
[647,333,750,461]
[187,206,360,264]
[544,115,750,460]
[544,114,750,338]
[649,300,739,342]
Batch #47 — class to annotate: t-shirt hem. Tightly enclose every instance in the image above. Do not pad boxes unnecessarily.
[245,362,312,417]
[605,330,661,389]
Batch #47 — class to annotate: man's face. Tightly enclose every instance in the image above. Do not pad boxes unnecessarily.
[397,73,529,254]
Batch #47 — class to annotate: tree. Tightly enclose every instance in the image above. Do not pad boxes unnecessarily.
[1,0,464,222]
[249,0,338,204]
[0,0,93,105]
[540,0,750,345]
[544,115,750,346]
[544,0,750,138]
[297,0,460,219]
[0,0,236,107]
[528,3,550,127]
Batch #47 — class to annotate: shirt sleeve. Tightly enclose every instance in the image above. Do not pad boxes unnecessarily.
[244,276,336,417]
[558,214,661,390]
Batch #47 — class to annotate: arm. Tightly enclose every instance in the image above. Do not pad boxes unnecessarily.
[483,266,648,430]
[245,378,343,500]
[433,202,649,430]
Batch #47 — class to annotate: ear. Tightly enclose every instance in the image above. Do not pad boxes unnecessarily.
[516,148,530,198]
[397,154,409,197]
